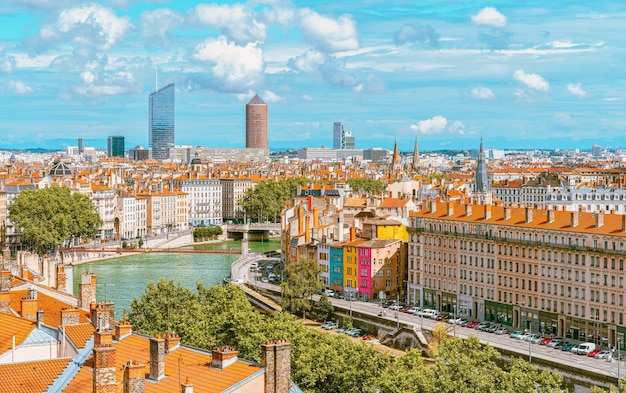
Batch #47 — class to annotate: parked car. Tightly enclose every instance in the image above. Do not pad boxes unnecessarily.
[588,348,603,358]
[337,326,347,334]
[495,327,509,335]
[561,342,577,352]
[517,332,532,341]
[595,350,612,359]
[509,330,524,338]
[572,342,596,355]
[349,328,362,337]
[458,319,470,327]
[547,339,562,348]
[530,335,545,344]
[539,337,553,345]
[525,334,540,342]
[467,320,480,329]
[408,306,422,315]
[475,322,490,331]
[321,321,338,330]
[435,313,448,321]
[388,304,404,311]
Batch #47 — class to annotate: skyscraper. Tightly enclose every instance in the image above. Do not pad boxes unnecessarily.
[333,122,344,149]
[149,83,175,160]
[246,94,268,149]
[107,136,125,158]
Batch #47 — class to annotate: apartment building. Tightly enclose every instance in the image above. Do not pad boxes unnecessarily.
[408,200,626,347]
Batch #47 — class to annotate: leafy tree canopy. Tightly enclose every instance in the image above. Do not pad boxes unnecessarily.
[240,177,310,222]
[347,178,387,195]
[280,258,323,318]
[8,185,103,255]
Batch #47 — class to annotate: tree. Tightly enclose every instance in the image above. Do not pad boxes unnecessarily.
[8,185,103,256]
[280,257,323,318]
[240,177,310,222]
[310,294,334,322]
[347,178,387,195]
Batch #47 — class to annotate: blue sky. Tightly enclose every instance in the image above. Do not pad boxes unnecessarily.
[0,1,625,152]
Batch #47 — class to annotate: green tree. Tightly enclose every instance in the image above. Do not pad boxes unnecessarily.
[310,294,334,322]
[347,178,387,195]
[280,258,323,318]
[240,177,310,222]
[8,185,103,256]
[374,348,433,393]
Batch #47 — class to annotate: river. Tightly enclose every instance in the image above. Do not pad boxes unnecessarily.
[72,239,280,320]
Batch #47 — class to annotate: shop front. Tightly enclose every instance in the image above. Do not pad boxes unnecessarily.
[485,301,513,326]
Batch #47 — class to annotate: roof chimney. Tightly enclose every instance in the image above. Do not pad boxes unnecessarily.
[571,211,579,228]
[181,377,194,393]
[504,207,511,221]
[429,199,437,214]
[262,340,291,393]
[36,309,44,328]
[21,287,38,321]
[338,211,344,242]
[0,269,11,292]
[485,205,492,220]
[79,273,96,310]
[0,291,10,314]
[525,207,533,224]
[211,346,238,369]
[547,209,555,224]
[305,215,311,244]
[115,310,133,340]
[447,201,454,217]
[149,335,166,381]
[61,308,81,326]
[56,264,66,292]
[595,212,604,228]
[465,204,472,217]
[349,227,356,242]
[123,361,145,393]
[93,329,116,393]
[164,332,181,353]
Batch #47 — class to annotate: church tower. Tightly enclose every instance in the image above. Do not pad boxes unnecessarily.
[474,137,492,205]
[411,135,420,172]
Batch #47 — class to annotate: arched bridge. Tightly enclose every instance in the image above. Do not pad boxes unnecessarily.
[226,223,281,240]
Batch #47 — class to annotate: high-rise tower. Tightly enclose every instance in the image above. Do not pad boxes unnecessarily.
[246,94,268,149]
[149,83,175,160]
[107,136,125,158]
[333,122,344,149]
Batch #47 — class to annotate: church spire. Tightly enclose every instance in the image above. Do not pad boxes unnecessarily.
[474,137,492,204]
[412,135,420,170]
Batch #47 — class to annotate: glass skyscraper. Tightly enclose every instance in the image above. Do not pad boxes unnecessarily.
[149,83,175,160]
[107,135,125,158]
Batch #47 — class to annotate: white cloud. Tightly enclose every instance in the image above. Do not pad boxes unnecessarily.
[0,55,15,73]
[140,8,183,46]
[567,82,587,98]
[470,86,495,99]
[471,7,507,28]
[188,4,266,45]
[288,49,327,73]
[262,90,282,103]
[513,69,549,91]
[448,120,466,135]
[297,8,359,52]
[411,116,448,134]
[36,4,132,51]
[8,80,34,95]
[192,36,264,92]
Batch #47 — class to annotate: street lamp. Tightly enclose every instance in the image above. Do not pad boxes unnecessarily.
[617,339,623,390]
[522,300,531,363]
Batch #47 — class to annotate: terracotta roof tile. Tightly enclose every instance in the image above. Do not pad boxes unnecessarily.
[10,290,89,328]
[0,358,72,393]
[64,324,95,349]
[0,313,35,353]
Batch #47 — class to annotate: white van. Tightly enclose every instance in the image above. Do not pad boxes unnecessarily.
[572,342,596,355]
[324,289,335,297]
[418,309,438,318]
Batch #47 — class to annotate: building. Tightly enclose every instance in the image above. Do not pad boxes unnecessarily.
[173,177,223,227]
[408,200,626,347]
[149,83,175,160]
[333,122,344,149]
[221,177,254,222]
[246,94,268,149]
[129,146,150,161]
[107,135,125,158]
[169,146,270,163]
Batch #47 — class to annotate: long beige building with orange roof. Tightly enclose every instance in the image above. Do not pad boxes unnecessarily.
[408,200,626,347]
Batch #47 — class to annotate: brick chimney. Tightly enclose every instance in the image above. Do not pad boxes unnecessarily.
[149,335,165,381]
[305,216,311,244]
[79,273,97,310]
[0,291,10,314]
[115,310,133,340]
[180,377,194,393]
[60,308,81,326]
[313,207,319,228]
[547,209,555,224]
[21,286,38,321]
[56,264,66,292]
[92,303,112,332]
[123,360,145,393]
[571,211,579,228]
[36,309,44,328]
[525,207,533,224]
[349,227,356,242]
[262,340,291,393]
[504,207,511,221]
[93,329,116,393]
[447,201,454,217]
[595,212,604,228]
[211,346,238,369]
[164,332,181,353]
[485,204,492,220]
[465,204,472,217]
[0,269,11,291]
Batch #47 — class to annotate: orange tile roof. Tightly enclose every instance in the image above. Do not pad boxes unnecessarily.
[10,289,89,328]
[0,313,35,353]
[64,324,95,349]
[63,334,263,393]
[0,358,72,393]
[379,198,410,208]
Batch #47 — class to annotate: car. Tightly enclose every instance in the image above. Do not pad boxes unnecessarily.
[261,277,269,283]
[408,306,422,315]
[467,320,480,329]
[554,340,569,349]
[347,328,362,337]
[447,317,463,324]
[495,327,509,335]
[337,326,347,334]
[588,348,603,358]
[530,335,544,344]
[547,339,562,348]
[324,289,335,297]
[561,342,577,352]
[476,322,492,331]
[525,334,540,343]
[595,350,612,359]
[517,332,532,341]
[539,337,553,345]
[321,321,338,330]
[388,304,404,311]
[458,319,470,327]
[250,262,258,269]
[509,330,524,338]
[435,313,449,321]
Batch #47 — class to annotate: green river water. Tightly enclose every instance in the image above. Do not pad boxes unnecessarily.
[72,239,280,320]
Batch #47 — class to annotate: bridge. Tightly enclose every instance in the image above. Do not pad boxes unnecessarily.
[226,223,281,240]
[59,248,241,255]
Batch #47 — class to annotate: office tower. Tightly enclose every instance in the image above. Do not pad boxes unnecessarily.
[107,136,125,158]
[592,144,601,157]
[78,138,83,154]
[149,83,175,160]
[333,122,344,149]
[246,94,268,149]
[344,131,355,149]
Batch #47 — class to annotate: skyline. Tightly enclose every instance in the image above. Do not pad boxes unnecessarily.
[0,1,625,152]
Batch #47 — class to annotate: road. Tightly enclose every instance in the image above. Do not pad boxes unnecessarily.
[235,257,624,383]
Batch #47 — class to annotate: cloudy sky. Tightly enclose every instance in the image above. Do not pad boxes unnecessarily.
[0,1,624,152]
